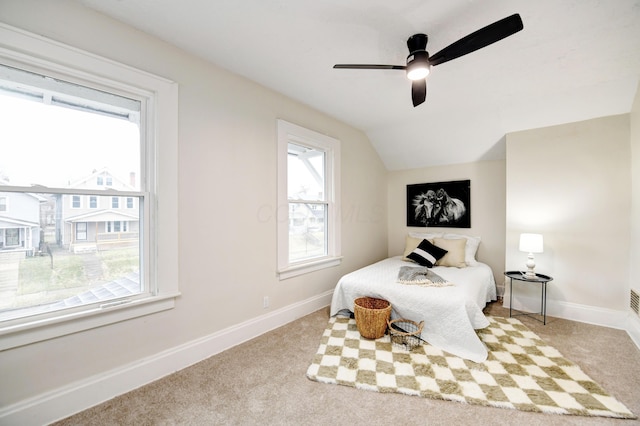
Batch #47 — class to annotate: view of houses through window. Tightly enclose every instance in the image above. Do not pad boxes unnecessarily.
[0,64,143,321]
[287,142,327,262]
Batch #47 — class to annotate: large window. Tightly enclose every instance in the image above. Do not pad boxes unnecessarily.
[0,24,179,350]
[5,228,19,246]
[277,120,341,279]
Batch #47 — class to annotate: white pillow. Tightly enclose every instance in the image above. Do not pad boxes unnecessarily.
[443,233,481,266]
[409,232,444,240]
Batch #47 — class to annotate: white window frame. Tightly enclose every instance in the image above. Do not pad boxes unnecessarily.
[0,24,179,351]
[276,119,341,279]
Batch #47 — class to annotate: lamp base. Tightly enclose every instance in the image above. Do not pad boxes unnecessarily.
[524,253,536,278]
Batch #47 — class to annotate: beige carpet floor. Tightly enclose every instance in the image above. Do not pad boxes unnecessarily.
[54,302,640,425]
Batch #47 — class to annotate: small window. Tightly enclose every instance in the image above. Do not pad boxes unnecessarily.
[0,196,6,212]
[111,197,119,208]
[97,176,103,186]
[89,196,97,209]
[126,197,134,208]
[277,120,341,279]
[72,195,81,208]
[106,177,112,186]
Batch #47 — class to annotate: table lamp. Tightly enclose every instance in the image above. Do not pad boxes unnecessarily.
[519,233,543,278]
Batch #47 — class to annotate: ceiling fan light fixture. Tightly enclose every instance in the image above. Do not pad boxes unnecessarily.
[406,51,430,80]
[407,65,429,80]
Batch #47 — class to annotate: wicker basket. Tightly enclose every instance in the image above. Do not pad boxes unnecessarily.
[353,297,391,339]
[388,318,424,350]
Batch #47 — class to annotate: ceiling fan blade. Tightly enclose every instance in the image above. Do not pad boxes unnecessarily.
[411,79,426,107]
[333,64,406,70]
[429,13,523,66]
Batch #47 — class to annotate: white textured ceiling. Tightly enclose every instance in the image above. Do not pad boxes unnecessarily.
[78,0,640,170]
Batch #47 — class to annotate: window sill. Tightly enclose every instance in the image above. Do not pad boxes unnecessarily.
[0,292,180,351]
[278,256,343,280]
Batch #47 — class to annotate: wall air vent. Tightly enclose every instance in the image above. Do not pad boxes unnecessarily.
[631,289,640,316]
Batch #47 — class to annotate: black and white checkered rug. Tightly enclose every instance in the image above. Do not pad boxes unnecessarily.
[306,315,635,419]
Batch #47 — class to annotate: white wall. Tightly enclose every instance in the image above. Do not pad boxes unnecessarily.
[631,84,640,292]
[629,82,640,348]
[505,115,631,326]
[387,160,506,288]
[0,0,388,421]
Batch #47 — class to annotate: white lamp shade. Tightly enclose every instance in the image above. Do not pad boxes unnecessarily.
[519,233,543,253]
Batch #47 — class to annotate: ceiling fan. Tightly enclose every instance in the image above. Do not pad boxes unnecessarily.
[333,13,523,107]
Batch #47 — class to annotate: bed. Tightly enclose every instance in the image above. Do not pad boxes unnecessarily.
[330,234,497,363]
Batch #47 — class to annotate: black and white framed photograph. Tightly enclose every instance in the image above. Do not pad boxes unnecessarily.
[407,180,471,228]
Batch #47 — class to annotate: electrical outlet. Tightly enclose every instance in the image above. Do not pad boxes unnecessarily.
[263,296,269,309]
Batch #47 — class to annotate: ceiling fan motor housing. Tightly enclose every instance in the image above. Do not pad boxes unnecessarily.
[407,33,428,53]
[406,33,430,80]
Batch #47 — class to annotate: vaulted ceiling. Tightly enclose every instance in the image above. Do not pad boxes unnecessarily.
[78,0,640,170]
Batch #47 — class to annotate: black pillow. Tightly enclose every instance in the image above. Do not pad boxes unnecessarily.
[407,239,448,267]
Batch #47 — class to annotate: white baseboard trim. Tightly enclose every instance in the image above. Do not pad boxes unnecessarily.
[495,282,505,299]
[0,290,334,426]
[503,294,629,329]
[626,313,640,351]
[503,295,640,350]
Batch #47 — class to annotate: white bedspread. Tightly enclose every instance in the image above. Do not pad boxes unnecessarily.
[330,256,497,363]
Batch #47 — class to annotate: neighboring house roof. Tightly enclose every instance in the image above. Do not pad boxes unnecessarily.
[0,181,48,202]
[67,167,135,191]
[64,210,139,223]
[0,217,39,228]
[50,272,140,308]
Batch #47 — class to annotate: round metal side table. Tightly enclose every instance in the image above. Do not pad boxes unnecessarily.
[504,271,553,325]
